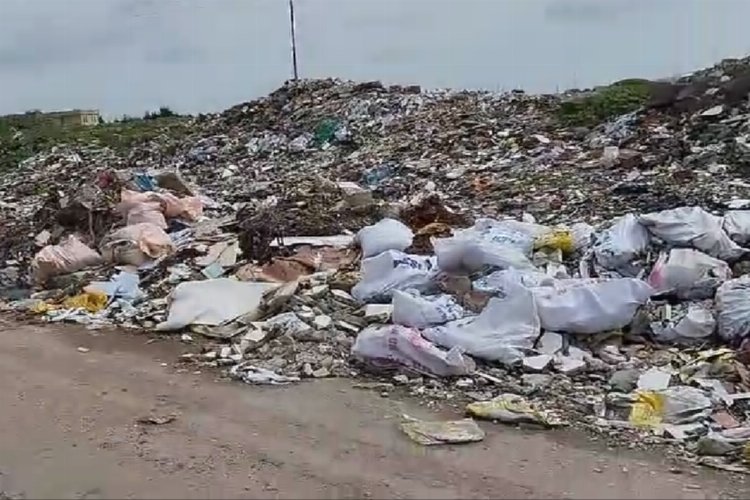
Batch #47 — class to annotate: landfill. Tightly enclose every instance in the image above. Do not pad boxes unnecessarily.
[7,56,750,465]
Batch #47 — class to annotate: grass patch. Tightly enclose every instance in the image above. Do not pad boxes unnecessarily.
[0,115,191,172]
[556,79,652,126]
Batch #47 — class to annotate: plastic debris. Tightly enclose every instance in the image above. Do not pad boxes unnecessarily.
[229,363,300,385]
[356,218,414,258]
[62,291,108,313]
[467,393,552,427]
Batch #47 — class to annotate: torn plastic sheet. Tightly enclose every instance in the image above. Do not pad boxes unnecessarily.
[229,363,300,385]
[156,279,278,331]
[422,283,540,364]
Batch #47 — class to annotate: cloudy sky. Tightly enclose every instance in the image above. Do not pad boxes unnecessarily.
[1,0,749,117]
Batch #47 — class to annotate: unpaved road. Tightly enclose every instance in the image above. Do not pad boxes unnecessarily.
[0,320,745,499]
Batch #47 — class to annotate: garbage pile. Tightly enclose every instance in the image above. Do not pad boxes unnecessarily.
[6,56,750,466]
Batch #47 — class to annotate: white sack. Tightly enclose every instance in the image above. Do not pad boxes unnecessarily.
[351,324,475,377]
[592,214,650,275]
[434,218,539,273]
[391,290,466,328]
[639,206,744,260]
[716,276,750,342]
[532,278,653,334]
[652,302,716,344]
[422,284,540,364]
[157,279,278,331]
[356,218,413,258]
[723,210,750,245]
[647,248,731,299]
[473,268,555,294]
[570,222,596,252]
[351,250,437,303]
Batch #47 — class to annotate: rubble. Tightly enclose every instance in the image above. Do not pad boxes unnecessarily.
[9,55,750,470]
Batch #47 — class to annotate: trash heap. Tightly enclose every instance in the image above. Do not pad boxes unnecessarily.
[6,56,750,466]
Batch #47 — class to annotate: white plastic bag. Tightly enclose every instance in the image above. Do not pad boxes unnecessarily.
[647,249,731,299]
[422,284,540,364]
[391,290,466,328]
[570,222,595,252]
[351,250,437,303]
[592,214,650,275]
[472,268,555,294]
[716,276,750,342]
[532,278,653,334]
[157,279,278,331]
[723,211,750,245]
[434,218,538,273]
[351,324,475,377]
[356,218,414,258]
[640,206,744,261]
[651,302,716,344]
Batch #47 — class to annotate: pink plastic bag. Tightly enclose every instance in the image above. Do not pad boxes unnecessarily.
[125,201,167,229]
[100,223,174,266]
[351,324,475,377]
[31,235,102,283]
[119,189,203,222]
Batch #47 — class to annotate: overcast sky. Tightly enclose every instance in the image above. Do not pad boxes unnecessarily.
[1,0,750,117]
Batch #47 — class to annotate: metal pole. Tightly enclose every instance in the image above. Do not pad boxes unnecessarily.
[288,0,299,80]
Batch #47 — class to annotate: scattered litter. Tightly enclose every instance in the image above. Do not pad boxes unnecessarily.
[9,56,750,473]
[136,414,178,425]
[466,393,552,427]
[229,363,301,385]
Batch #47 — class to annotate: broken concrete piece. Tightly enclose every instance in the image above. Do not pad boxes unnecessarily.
[265,312,313,338]
[308,284,330,298]
[637,367,672,391]
[313,315,332,330]
[522,354,553,372]
[337,320,360,334]
[609,369,640,393]
[555,356,586,375]
[331,288,357,304]
[538,331,564,355]
[399,418,485,446]
[522,374,552,389]
[364,303,393,323]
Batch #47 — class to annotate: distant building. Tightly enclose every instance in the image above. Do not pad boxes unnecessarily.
[44,109,100,127]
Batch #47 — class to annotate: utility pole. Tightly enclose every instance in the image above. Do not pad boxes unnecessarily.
[288,0,299,81]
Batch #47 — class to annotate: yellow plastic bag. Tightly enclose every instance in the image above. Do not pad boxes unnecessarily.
[62,291,108,313]
[534,229,575,254]
[466,393,550,426]
[629,391,666,428]
[30,301,56,314]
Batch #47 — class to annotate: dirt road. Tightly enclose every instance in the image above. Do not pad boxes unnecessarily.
[0,320,743,499]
